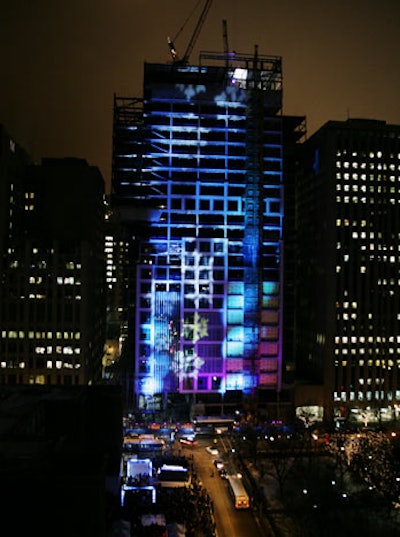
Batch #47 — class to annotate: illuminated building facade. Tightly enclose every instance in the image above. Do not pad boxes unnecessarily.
[297,119,400,426]
[0,157,106,386]
[112,51,287,415]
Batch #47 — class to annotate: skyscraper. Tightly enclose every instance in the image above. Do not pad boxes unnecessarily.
[112,49,292,418]
[296,119,400,427]
[0,156,106,386]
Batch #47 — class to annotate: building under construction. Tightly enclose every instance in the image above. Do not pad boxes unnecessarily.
[111,44,291,418]
[110,0,308,418]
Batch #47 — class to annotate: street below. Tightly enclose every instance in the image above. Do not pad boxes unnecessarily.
[180,435,269,537]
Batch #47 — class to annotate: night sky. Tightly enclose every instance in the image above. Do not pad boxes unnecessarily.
[1,0,399,192]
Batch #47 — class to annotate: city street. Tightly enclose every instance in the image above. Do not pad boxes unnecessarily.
[180,436,269,537]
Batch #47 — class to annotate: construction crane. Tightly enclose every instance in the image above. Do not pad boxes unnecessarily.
[222,18,231,68]
[168,0,213,65]
[222,19,229,55]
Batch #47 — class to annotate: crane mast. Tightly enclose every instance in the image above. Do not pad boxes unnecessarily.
[222,18,231,68]
[222,19,229,54]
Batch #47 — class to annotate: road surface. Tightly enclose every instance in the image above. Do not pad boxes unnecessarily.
[181,436,269,537]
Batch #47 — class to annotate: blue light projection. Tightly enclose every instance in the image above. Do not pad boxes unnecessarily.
[128,55,283,408]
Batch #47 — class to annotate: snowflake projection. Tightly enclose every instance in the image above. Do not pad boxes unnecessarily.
[177,83,206,101]
[177,351,205,378]
[184,312,208,343]
[178,313,209,378]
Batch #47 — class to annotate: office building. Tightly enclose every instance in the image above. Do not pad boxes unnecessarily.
[0,124,32,268]
[281,115,307,388]
[0,156,106,386]
[112,50,304,418]
[296,119,400,427]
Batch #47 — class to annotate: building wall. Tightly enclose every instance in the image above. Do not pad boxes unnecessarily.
[0,157,106,386]
[112,54,285,415]
[297,119,400,425]
[0,124,32,291]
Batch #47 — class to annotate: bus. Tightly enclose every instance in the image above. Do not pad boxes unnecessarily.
[227,475,250,510]
[123,434,166,457]
[192,416,235,436]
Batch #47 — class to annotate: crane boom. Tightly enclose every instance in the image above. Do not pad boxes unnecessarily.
[182,0,213,64]
[169,0,213,65]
